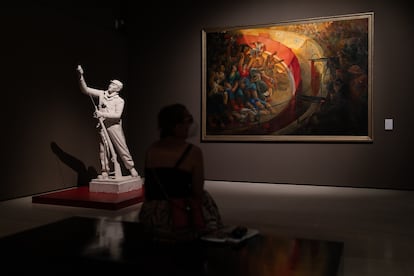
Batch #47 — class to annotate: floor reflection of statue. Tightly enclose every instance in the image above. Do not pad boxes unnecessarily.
[76,65,140,180]
[82,218,124,260]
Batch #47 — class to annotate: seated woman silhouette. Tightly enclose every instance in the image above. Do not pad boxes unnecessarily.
[139,103,223,240]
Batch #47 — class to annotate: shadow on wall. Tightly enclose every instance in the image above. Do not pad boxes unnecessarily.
[50,142,97,186]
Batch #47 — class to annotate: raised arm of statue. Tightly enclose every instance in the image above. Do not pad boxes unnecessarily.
[76,65,103,97]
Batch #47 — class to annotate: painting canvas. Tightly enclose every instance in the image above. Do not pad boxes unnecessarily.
[202,12,373,142]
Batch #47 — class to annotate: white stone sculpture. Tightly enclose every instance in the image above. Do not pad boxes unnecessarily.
[76,65,142,193]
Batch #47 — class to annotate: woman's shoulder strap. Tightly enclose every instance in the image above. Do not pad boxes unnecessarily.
[174,144,193,168]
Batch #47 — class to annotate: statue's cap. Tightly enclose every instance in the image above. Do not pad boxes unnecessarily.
[110,79,123,89]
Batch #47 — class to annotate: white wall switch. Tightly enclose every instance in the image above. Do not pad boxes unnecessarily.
[385,118,393,130]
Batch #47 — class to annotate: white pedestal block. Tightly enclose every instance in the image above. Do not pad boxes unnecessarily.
[89,176,143,194]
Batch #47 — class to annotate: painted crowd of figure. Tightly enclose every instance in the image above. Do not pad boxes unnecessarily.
[207,41,283,130]
[206,21,369,136]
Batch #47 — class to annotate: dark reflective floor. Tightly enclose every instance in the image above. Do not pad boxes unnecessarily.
[2,181,413,275]
[0,216,342,275]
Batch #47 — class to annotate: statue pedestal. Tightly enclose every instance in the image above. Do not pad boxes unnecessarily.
[89,176,143,194]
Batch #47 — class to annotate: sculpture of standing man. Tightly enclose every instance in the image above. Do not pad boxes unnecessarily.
[76,65,139,180]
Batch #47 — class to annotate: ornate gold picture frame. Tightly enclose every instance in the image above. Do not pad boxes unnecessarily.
[202,12,373,142]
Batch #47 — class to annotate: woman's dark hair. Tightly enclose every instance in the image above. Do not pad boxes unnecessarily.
[158,103,188,138]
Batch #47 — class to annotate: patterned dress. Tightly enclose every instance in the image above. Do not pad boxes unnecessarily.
[138,144,223,239]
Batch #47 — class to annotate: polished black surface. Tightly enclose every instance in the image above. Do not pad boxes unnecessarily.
[0,216,343,275]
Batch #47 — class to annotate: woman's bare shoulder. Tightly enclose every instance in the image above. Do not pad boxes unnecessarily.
[189,143,202,155]
[146,142,198,167]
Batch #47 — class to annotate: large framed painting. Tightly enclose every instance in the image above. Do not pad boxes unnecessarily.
[201,12,373,142]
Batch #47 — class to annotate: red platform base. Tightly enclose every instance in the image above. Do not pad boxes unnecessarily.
[32,186,144,210]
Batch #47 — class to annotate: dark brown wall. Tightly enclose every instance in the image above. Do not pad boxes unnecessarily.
[2,3,129,200]
[1,0,413,201]
[125,0,414,190]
